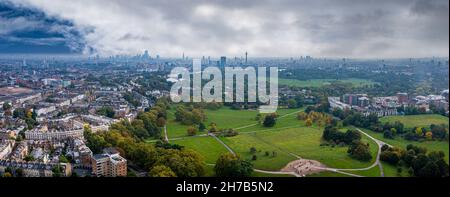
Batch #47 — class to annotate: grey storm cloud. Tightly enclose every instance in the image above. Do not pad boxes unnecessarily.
[7,0,449,58]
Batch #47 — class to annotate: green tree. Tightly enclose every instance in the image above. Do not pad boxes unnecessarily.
[348,141,372,161]
[156,149,204,177]
[198,122,206,132]
[2,102,11,111]
[59,155,69,163]
[214,153,253,177]
[287,99,297,109]
[84,127,109,154]
[24,155,35,162]
[263,114,276,127]
[249,147,257,154]
[96,106,115,118]
[148,165,177,177]
[52,165,64,177]
[418,162,440,177]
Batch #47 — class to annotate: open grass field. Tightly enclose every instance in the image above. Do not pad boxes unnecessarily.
[237,108,303,132]
[166,106,303,138]
[164,105,385,176]
[380,114,449,129]
[341,166,380,177]
[204,107,259,129]
[173,136,229,164]
[221,124,378,171]
[306,171,351,177]
[165,108,192,138]
[163,105,450,177]
[220,133,297,171]
[278,78,377,88]
[255,127,376,169]
[252,171,296,177]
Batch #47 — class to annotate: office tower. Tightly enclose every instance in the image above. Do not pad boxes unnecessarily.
[220,56,226,67]
[245,51,248,64]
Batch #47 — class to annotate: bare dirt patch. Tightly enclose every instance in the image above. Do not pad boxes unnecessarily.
[281,159,326,177]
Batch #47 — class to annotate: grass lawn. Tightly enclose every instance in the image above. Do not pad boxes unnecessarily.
[381,161,410,177]
[163,105,399,177]
[307,171,351,177]
[251,126,378,169]
[341,166,380,177]
[166,106,304,138]
[220,134,297,171]
[222,124,378,171]
[380,114,449,129]
[360,128,449,163]
[237,108,303,132]
[172,136,229,164]
[278,78,377,88]
[252,171,296,177]
[166,108,192,138]
[204,107,259,129]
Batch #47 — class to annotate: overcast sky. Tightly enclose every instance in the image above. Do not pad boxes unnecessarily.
[1,0,448,58]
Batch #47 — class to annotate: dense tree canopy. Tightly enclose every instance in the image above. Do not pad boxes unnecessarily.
[214,153,253,177]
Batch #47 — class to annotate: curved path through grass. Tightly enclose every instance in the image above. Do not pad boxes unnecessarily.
[163,108,390,177]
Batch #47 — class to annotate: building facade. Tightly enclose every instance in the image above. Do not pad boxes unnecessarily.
[91,153,127,177]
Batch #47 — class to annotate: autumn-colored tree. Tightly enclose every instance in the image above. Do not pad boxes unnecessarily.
[415,127,423,136]
[26,110,33,119]
[317,119,323,128]
[208,122,219,133]
[425,131,433,140]
[297,112,307,120]
[2,172,12,177]
[305,118,313,127]
[156,117,166,127]
[187,126,198,136]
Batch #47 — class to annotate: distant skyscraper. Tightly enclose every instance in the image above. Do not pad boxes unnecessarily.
[220,56,226,67]
[182,53,185,60]
[245,51,248,64]
[143,50,150,59]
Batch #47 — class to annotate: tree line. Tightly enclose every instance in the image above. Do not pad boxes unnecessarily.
[380,144,449,177]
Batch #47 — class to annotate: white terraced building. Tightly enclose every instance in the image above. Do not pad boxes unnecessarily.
[25,127,84,141]
[0,140,15,160]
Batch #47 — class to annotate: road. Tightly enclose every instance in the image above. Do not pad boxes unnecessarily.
[164,125,169,142]
[353,127,392,177]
